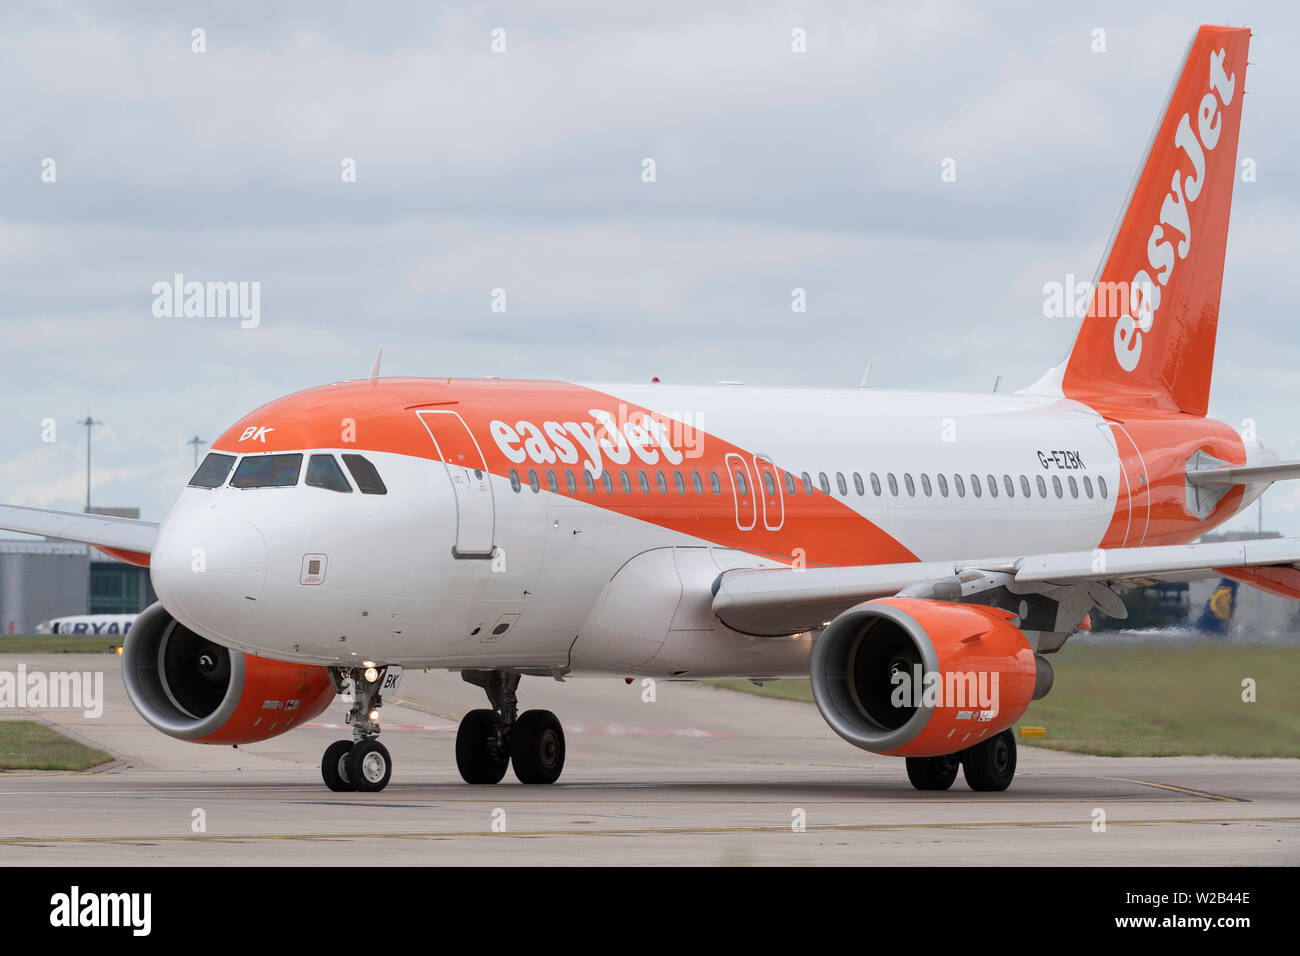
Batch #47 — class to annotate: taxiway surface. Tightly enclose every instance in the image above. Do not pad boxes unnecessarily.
[1,654,1295,865]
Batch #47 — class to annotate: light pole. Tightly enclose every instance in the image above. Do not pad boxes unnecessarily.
[187,435,208,468]
[77,415,102,513]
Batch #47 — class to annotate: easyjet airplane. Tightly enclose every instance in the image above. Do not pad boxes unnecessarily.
[4,25,1296,793]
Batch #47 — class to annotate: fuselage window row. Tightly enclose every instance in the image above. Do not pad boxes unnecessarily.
[499,464,1109,505]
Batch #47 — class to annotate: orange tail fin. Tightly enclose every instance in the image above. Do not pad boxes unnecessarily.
[1036,25,1250,417]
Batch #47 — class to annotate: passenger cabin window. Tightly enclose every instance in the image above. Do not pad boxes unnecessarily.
[904,473,915,497]
[734,471,749,496]
[342,454,387,495]
[565,470,578,493]
[232,453,303,489]
[921,473,932,497]
[674,471,687,494]
[836,472,848,496]
[1098,476,1108,499]
[1036,475,1048,498]
[509,469,521,492]
[306,454,352,493]
[937,473,948,497]
[189,452,236,489]
[583,470,596,494]
[1020,475,1031,498]
[853,473,865,496]
[692,471,704,495]
[1052,475,1063,498]
[870,473,882,496]
[785,472,798,495]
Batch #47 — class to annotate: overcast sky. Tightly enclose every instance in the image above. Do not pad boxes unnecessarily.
[2,0,1298,537]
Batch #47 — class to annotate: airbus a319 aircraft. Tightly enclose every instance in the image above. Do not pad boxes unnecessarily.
[5,25,1297,793]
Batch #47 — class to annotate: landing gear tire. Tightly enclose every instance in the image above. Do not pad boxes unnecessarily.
[906,754,960,791]
[456,708,510,785]
[961,729,1017,792]
[347,739,393,792]
[322,739,355,792]
[511,709,565,785]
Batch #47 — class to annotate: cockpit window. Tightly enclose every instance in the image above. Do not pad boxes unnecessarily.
[306,454,353,493]
[342,454,387,495]
[189,453,236,489]
[231,453,303,488]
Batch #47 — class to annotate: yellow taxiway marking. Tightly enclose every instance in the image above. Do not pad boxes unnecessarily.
[2,816,1296,845]
[1116,778,1249,803]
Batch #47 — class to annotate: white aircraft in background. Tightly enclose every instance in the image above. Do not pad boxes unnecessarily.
[34,613,137,636]
[3,25,1297,795]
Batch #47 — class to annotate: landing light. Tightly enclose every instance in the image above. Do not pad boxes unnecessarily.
[368,709,380,722]
[364,666,380,683]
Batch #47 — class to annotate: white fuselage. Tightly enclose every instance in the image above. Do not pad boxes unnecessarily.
[147,381,1256,677]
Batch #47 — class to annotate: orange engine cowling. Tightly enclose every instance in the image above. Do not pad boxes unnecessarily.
[122,602,335,745]
[810,597,1049,758]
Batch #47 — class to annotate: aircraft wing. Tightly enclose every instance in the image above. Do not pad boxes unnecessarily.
[712,537,1300,636]
[0,504,158,557]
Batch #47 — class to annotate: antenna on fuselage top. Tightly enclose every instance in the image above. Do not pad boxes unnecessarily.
[993,375,1002,393]
[369,348,383,380]
[859,361,871,388]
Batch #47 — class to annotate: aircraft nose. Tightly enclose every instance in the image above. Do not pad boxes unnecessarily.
[151,505,267,642]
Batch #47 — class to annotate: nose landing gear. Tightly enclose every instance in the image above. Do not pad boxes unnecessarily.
[456,670,566,785]
[320,665,394,792]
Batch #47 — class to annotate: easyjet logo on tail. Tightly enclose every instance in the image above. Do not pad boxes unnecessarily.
[1113,47,1237,372]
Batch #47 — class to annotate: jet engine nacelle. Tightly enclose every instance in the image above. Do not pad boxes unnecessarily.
[810,597,1047,758]
[122,602,335,744]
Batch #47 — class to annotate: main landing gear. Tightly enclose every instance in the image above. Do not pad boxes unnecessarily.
[905,729,1017,793]
[321,665,394,793]
[456,669,566,785]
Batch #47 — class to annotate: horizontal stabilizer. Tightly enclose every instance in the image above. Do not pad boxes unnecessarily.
[1186,458,1300,486]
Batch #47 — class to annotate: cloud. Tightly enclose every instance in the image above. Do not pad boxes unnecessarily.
[2,0,1299,540]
